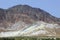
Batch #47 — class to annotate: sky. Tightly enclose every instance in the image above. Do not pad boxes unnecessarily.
[0,0,60,18]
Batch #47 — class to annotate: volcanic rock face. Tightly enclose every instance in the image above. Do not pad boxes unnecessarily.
[0,5,60,37]
[0,5,60,27]
[7,5,60,24]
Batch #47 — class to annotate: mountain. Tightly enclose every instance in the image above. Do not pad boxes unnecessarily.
[0,5,60,37]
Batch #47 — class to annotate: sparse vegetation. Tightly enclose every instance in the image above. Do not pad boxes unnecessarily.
[0,37,60,40]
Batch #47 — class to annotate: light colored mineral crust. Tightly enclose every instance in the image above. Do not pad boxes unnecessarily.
[0,21,60,37]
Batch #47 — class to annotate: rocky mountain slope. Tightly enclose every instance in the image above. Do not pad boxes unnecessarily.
[0,5,60,37]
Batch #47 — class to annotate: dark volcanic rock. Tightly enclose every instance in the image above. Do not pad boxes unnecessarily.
[0,5,60,28]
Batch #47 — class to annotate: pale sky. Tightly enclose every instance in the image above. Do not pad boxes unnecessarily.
[0,0,60,18]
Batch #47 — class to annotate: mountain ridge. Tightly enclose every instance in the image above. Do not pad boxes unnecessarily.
[0,5,60,29]
[0,5,60,37]
[0,5,60,24]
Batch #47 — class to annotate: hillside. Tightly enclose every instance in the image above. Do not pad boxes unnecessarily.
[0,5,60,37]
